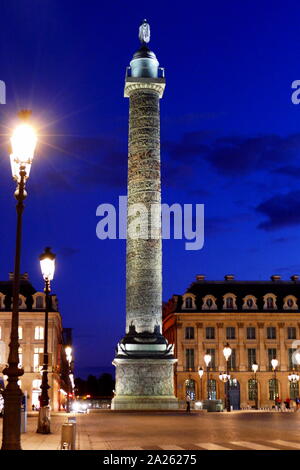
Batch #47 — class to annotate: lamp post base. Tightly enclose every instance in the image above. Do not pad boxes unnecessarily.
[37,406,51,434]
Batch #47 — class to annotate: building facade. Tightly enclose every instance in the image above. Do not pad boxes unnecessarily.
[0,273,69,411]
[163,274,300,409]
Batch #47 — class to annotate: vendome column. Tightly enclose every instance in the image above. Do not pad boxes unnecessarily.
[112,21,178,410]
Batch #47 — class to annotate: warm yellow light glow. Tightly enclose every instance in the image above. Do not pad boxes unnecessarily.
[204,354,211,367]
[10,123,37,180]
[271,358,278,370]
[65,346,72,363]
[39,247,56,281]
[198,367,204,378]
[223,343,232,361]
[252,363,258,373]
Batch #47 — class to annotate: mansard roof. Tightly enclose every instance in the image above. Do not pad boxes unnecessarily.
[167,275,300,313]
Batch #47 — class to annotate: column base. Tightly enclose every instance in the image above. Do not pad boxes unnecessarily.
[112,357,179,410]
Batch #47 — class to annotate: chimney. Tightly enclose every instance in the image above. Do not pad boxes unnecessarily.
[224,274,235,281]
[196,275,205,281]
[9,272,29,281]
[291,275,299,282]
[271,275,281,281]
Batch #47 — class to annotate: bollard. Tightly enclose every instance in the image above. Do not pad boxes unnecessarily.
[60,423,76,450]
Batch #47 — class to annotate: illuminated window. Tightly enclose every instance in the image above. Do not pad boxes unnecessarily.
[185,349,194,371]
[18,347,22,368]
[290,382,299,400]
[185,379,195,400]
[248,348,257,370]
[18,326,23,340]
[36,296,44,309]
[33,347,43,371]
[269,379,278,400]
[248,379,257,400]
[35,326,44,340]
[208,379,217,400]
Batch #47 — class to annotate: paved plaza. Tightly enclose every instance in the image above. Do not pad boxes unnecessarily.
[2,410,300,451]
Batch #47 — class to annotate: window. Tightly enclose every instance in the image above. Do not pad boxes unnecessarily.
[206,327,215,340]
[206,349,216,370]
[267,327,276,339]
[18,326,23,340]
[185,327,194,340]
[269,379,278,400]
[18,347,22,368]
[226,327,235,340]
[35,326,44,340]
[206,298,212,308]
[228,349,236,371]
[290,382,299,400]
[202,295,217,310]
[185,349,194,371]
[226,297,233,309]
[268,349,277,371]
[185,379,195,400]
[242,296,257,310]
[288,327,296,340]
[247,298,253,308]
[208,379,217,400]
[247,327,256,340]
[248,379,257,401]
[34,347,43,371]
[36,296,44,309]
[248,349,257,370]
[284,296,298,310]
[287,348,299,370]
[267,297,274,309]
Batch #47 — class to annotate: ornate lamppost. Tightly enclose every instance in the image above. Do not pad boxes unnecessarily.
[2,111,37,450]
[198,367,204,401]
[37,247,56,434]
[65,346,72,413]
[271,358,279,408]
[204,354,211,400]
[223,343,232,412]
[252,363,259,410]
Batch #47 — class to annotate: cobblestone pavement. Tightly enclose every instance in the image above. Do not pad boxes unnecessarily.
[1,410,300,450]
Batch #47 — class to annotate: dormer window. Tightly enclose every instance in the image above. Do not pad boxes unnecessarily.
[283,296,298,311]
[182,294,196,310]
[202,295,217,310]
[263,294,277,310]
[223,293,237,310]
[0,293,5,310]
[11,295,26,310]
[242,295,257,310]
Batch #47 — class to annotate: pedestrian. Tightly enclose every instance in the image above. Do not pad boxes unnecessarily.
[296,397,300,411]
[285,397,290,410]
[186,396,191,413]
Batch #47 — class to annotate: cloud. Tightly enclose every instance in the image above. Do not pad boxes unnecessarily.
[165,132,300,176]
[256,190,300,231]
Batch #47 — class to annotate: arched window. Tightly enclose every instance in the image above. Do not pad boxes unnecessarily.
[247,298,253,307]
[248,379,257,400]
[185,379,195,400]
[226,297,233,309]
[208,379,217,400]
[185,297,192,309]
[283,296,298,310]
[35,326,44,340]
[269,379,278,401]
[267,297,274,309]
[290,381,299,400]
[202,295,217,310]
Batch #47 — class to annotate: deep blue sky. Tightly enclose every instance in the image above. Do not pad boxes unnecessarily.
[0,1,300,377]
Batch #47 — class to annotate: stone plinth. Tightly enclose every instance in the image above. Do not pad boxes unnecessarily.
[111,358,179,410]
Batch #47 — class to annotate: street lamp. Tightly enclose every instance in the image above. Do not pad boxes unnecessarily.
[198,367,204,401]
[223,343,232,412]
[65,346,73,412]
[204,353,211,399]
[1,111,37,450]
[37,247,56,434]
[271,358,279,407]
[288,371,300,383]
[252,363,259,410]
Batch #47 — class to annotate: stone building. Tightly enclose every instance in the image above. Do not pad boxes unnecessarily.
[0,273,70,411]
[163,274,300,409]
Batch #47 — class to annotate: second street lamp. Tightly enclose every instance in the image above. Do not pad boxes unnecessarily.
[223,343,232,412]
[198,367,204,401]
[37,247,56,434]
[252,363,259,410]
[271,358,279,408]
[2,111,37,450]
[204,354,211,400]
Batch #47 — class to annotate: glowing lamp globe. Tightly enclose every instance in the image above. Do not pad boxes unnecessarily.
[10,122,37,180]
[39,247,56,281]
[223,343,232,361]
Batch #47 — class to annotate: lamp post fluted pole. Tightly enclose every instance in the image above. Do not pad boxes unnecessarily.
[223,343,232,412]
[2,111,37,450]
[37,247,56,433]
[252,363,259,410]
[271,358,278,408]
[204,354,211,400]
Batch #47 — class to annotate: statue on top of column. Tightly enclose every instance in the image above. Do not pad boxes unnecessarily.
[139,19,150,44]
